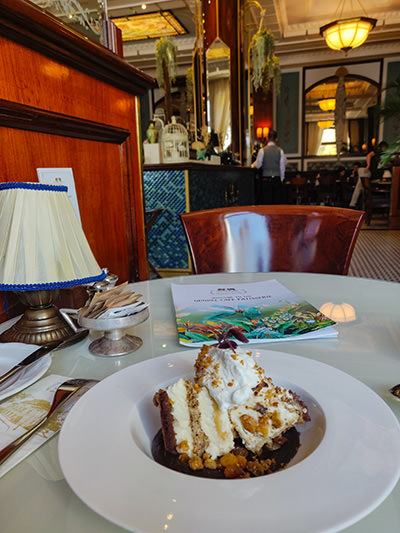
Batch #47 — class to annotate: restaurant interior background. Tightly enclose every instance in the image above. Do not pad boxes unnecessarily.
[2,6,400,532]
[99,0,400,278]
[111,0,400,165]
[1,0,400,297]
[29,0,400,165]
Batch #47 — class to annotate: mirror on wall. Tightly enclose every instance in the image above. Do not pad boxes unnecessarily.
[206,38,231,150]
[30,0,104,42]
[305,77,378,157]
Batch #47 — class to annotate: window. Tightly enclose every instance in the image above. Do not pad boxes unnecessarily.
[318,128,336,156]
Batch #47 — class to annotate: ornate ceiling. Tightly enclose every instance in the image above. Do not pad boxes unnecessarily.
[105,0,400,76]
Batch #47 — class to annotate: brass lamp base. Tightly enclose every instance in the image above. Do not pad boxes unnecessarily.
[0,289,74,346]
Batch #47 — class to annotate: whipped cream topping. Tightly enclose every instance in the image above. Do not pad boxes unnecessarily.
[194,346,265,411]
[230,384,307,453]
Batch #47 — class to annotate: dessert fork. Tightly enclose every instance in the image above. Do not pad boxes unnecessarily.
[0,378,97,465]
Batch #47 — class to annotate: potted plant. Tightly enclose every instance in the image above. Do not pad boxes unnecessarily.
[155,37,177,124]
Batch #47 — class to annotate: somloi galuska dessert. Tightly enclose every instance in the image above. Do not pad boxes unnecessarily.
[152,329,310,479]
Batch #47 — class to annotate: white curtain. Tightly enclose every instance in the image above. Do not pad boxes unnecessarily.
[307,122,323,155]
[209,77,231,149]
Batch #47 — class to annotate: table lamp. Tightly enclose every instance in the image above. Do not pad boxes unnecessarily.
[0,182,106,345]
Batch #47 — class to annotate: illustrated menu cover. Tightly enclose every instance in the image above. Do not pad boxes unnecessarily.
[171,280,337,347]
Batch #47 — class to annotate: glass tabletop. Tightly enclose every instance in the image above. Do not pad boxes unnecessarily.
[1,272,400,532]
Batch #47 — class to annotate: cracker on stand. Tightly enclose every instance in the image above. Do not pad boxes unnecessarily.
[79,282,143,319]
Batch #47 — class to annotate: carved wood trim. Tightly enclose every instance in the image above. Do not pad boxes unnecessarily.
[0,99,130,143]
[0,0,155,96]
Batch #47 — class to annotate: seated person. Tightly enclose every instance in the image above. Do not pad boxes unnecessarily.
[367,141,389,181]
[349,165,369,208]
[348,162,360,186]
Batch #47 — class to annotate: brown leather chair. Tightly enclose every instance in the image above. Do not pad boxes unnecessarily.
[180,205,365,275]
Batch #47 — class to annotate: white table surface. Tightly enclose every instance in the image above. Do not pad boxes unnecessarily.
[0,272,400,533]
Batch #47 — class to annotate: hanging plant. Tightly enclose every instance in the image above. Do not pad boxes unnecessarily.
[250,29,281,95]
[156,37,177,123]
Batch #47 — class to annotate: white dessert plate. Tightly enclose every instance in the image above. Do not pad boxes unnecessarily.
[58,350,400,533]
[0,343,51,401]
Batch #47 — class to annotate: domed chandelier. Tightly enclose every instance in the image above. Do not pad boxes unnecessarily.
[318,98,336,111]
[320,0,377,54]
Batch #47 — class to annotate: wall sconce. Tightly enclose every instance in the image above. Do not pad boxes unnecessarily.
[263,127,269,138]
[256,127,262,138]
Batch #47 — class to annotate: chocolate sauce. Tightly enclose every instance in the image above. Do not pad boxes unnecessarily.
[151,427,300,479]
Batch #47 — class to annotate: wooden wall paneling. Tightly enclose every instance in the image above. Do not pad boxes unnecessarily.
[0,1,155,325]
[0,37,142,131]
[0,0,153,96]
[0,128,131,279]
[120,107,148,282]
[0,99,130,143]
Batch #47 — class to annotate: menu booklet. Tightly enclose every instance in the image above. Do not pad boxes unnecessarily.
[171,280,337,347]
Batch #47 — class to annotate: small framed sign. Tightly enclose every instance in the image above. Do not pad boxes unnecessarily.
[36,167,81,224]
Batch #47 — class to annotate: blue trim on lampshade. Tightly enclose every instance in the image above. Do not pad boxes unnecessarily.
[0,269,107,292]
[0,182,68,193]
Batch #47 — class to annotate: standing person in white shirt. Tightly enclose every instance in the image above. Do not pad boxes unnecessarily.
[251,130,287,204]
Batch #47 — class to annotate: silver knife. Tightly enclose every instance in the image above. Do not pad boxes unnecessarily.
[0,329,89,386]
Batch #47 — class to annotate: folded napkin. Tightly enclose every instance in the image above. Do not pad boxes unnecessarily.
[0,374,94,478]
[99,300,149,319]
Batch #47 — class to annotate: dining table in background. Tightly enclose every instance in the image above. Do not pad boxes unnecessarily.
[0,271,400,533]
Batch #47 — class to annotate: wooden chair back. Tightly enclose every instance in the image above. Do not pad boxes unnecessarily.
[180,205,365,275]
[288,175,308,204]
[317,171,337,205]
[360,177,391,225]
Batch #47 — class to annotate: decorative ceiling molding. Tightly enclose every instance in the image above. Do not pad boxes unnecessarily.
[111,0,400,76]
[278,41,400,69]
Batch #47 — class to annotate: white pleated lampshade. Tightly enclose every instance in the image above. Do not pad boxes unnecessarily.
[0,182,106,290]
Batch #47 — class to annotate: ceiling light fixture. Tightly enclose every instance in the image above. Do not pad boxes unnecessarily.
[320,0,377,54]
[318,98,336,111]
[317,120,334,129]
